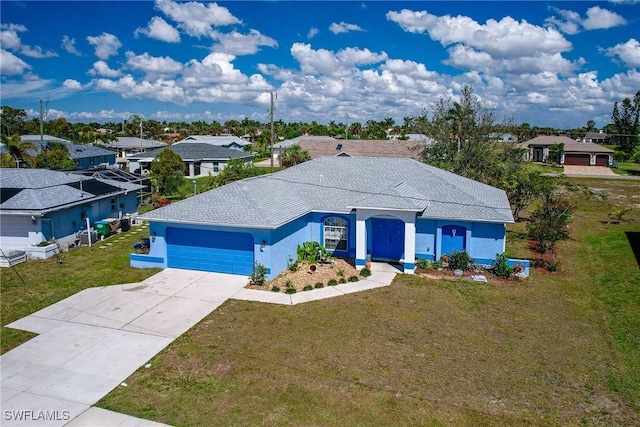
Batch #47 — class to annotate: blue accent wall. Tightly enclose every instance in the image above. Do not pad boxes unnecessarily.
[469,222,505,262]
[415,219,436,260]
[266,214,313,280]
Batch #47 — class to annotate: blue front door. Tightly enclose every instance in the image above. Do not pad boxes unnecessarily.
[441,225,466,255]
[167,227,254,275]
[371,218,404,261]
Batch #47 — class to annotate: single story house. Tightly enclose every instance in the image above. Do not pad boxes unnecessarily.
[127,143,252,178]
[273,136,425,163]
[520,135,613,166]
[131,157,515,279]
[107,137,167,170]
[0,169,143,252]
[174,135,251,151]
[20,135,117,169]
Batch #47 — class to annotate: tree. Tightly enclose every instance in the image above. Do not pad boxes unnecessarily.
[0,106,28,136]
[0,134,36,168]
[526,179,574,256]
[35,141,75,170]
[212,158,262,187]
[150,149,185,195]
[611,90,640,157]
[586,120,596,132]
[280,144,311,168]
[548,142,564,164]
[502,170,546,222]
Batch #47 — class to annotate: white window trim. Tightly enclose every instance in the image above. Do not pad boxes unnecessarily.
[324,217,348,251]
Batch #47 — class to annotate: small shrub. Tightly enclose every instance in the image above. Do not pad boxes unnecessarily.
[271,285,280,292]
[491,253,514,279]
[339,277,347,284]
[285,288,297,294]
[432,259,443,269]
[285,279,294,289]
[249,262,267,286]
[337,268,345,277]
[302,285,313,291]
[348,275,359,282]
[415,258,431,269]
[314,282,324,289]
[360,267,372,277]
[288,257,299,272]
[327,279,338,286]
[447,250,474,271]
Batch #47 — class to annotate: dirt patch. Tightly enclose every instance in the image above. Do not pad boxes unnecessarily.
[247,258,361,293]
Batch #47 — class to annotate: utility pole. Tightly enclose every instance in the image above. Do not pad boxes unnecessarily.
[270,92,276,173]
[39,99,46,141]
[345,113,349,140]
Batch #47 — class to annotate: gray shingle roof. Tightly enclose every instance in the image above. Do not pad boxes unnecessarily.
[520,135,613,153]
[127,143,252,161]
[175,135,251,147]
[0,169,142,213]
[20,135,116,160]
[140,157,514,228]
[109,137,167,150]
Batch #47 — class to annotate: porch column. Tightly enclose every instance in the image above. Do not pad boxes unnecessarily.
[355,214,367,270]
[403,219,416,274]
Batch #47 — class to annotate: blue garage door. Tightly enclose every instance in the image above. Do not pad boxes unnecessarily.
[167,227,254,275]
[371,218,405,261]
[441,225,466,255]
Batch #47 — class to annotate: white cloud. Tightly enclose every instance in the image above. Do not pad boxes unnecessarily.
[0,49,31,75]
[329,22,365,34]
[307,27,319,39]
[1,23,57,58]
[290,43,341,75]
[94,75,186,103]
[387,10,571,57]
[125,51,184,78]
[604,38,640,68]
[582,6,627,30]
[155,0,240,37]
[211,29,277,56]
[62,79,83,90]
[135,16,181,43]
[89,60,122,78]
[62,35,81,56]
[546,6,627,34]
[87,32,122,60]
[336,47,388,66]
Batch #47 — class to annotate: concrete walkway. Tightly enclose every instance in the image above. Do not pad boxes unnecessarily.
[1,263,398,426]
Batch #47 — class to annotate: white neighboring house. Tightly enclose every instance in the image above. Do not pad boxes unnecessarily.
[127,143,253,178]
[107,137,167,172]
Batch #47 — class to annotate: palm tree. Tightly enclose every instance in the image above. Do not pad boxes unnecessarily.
[280,144,311,168]
[1,134,37,168]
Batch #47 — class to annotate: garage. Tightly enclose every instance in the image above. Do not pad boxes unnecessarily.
[166,227,254,275]
[595,154,610,166]
[563,153,590,166]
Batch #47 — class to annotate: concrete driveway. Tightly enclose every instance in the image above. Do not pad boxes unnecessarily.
[1,269,248,427]
[563,165,617,176]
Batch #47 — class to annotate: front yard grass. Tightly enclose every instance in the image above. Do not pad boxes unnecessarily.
[97,178,640,426]
[0,223,160,353]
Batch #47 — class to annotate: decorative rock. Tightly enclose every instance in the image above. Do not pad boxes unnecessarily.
[471,275,488,283]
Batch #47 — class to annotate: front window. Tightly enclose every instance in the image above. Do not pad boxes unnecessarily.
[324,217,348,251]
[213,162,219,172]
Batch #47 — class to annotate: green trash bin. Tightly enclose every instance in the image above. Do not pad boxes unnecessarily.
[95,220,111,237]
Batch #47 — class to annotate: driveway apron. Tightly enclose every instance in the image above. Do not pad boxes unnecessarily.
[1,269,248,427]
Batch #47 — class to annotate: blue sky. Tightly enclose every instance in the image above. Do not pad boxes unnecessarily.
[1,1,639,129]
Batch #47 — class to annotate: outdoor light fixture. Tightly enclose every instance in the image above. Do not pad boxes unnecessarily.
[192,180,197,196]
[260,240,266,251]
[152,231,157,242]
[31,215,36,224]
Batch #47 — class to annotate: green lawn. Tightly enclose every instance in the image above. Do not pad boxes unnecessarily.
[95,178,640,426]
[0,223,160,353]
[612,162,640,176]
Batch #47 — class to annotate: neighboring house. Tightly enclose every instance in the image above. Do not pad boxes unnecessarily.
[131,157,515,279]
[273,136,425,162]
[107,137,167,170]
[580,131,609,144]
[127,143,252,178]
[520,135,613,166]
[174,135,251,151]
[71,167,152,207]
[20,135,117,169]
[486,132,518,143]
[0,169,143,252]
